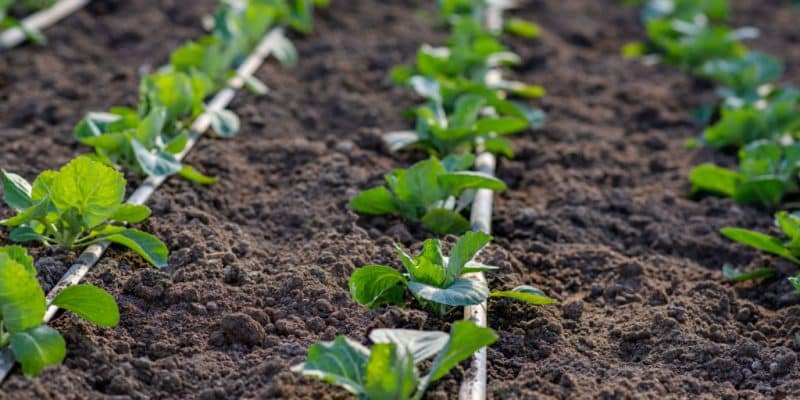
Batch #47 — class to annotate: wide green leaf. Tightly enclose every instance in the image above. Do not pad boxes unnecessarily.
[473,117,528,135]
[349,265,407,309]
[350,187,397,216]
[0,256,46,333]
[9,325,66,378]
[363,343,416,400]
[91,228,169,268]
[132,140,183,178]
[0,245,35,275]
[50,156,125,229]
[689,164,739,197]
[110,204,151,224]
[505,18,540,38]
[408,277,489,306]
[438,171,507,196]
[425,320,497,383]
[369,328,449,363]
[1,170,32,210]
[51,285,120,327]
[291,336,370,396]
[421,208,471,236]
[721,227,800,263]
[446,231,491,283]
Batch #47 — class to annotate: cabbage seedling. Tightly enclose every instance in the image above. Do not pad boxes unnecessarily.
[722,211,800,293]
[292,320,497,400]
[0,246,119,377]
[1,156,168,268]
[349,231,556,316]
[350,154,505,235]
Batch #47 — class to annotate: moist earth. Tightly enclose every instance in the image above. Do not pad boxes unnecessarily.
[0,0,799,399]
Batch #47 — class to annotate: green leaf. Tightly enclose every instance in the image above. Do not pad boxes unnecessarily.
[9,326,66,378]
[721,227,800,264]
[349,265,407,309]
[491,285,557,305]
[132,140,183,178]
[51,284,120,327]
[110,204,151,224]
[164,132,190,154]
[91,228,169,268]
[441,154,476,173]
[505,18,540,38]
[0,245,35,275]
[369,329,449,363]
[0,256,46,333]
[421,208,471,236]
[178,165,218,185]
[363,343,416,400]
[9,227,41,243]
[438,171,507,195]
[450,95,485,129]
[408,277,489,306]
[689,164,739,197]
[473,117,528,135]
[776,211,800,240]
[722,265,775,282]
[350,187,397,216]
[393,159,447,212]
[0,198,49,228]
[135,107,166,147]
[291,336,370,396]
[446,231,491,283]
[210,109,240,137]
[425,320,497,383]
[2,170,32,210]
[50,156,125,229]
[622,42,648,58]
[483,137,515,158]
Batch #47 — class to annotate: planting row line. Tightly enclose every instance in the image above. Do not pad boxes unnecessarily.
[0,0,328,379]
[0,0,88,50]
[625,1,800,307]
[291,1,554,399]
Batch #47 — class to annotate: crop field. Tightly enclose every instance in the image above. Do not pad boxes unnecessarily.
[0,0,799,399]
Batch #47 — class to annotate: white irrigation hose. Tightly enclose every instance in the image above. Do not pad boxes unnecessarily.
[458,1,516,399]
[0,0,89,51]
[0,27,285,382]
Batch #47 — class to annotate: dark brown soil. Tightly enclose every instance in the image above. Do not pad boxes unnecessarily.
[0,0,799,399]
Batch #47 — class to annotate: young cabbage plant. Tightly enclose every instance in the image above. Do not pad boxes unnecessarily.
[0,246,119,377]
[722,211,800,293]
[689,140,800,207]
[349,231,556,316]
[387,18,545,157]
[1,156,168,268]
[292,320,497,400]
[624,0,752,71]
[698,52,784,108]
[699,88,800,149]
[350,154,505,235]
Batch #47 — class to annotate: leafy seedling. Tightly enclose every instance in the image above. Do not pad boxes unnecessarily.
[349,231,556,316]
[722,211,800,292]
[350,155,505,235]
[292,319,497,400]
[689,140,800,206]
[0,246,119,377]
[1,156,168,268]
[722,264,775,283]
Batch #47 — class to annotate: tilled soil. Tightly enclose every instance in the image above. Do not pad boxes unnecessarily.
[0,0,799,399]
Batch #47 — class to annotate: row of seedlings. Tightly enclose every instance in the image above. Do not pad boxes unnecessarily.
[0,0,88,50]
[625,2,800,298]
[0,0,327,379]
[291,1,555,399]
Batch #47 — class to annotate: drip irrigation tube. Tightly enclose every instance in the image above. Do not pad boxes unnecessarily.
[459,1,516,399]
[0,27,285,382]
[0,0,89,51]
